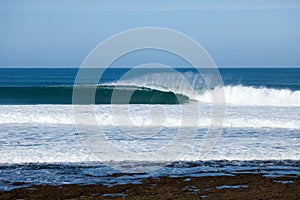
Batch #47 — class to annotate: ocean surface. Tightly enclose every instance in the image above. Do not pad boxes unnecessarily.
[0,68,299,191]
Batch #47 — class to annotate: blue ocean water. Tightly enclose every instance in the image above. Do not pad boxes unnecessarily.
[0,68,299,89]
[0,68,299,191]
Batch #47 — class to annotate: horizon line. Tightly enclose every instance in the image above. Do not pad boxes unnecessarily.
[0,66,300,69]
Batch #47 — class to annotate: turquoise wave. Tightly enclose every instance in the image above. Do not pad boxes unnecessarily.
[0,85,189,104]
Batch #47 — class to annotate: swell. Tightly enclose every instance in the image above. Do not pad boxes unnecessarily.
[0,86,189,105]
[1,84,299,106]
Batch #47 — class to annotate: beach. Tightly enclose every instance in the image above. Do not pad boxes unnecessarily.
[1,174,299,199]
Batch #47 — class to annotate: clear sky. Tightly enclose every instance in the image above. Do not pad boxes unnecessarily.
[0,0,300,67]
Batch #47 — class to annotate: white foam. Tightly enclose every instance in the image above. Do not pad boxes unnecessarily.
[197,85,300,106]
[0,123,299,163]
[0,104,299,163]
[0,104,299,129]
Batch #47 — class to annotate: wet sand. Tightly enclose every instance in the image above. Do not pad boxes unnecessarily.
[1,174,299,200]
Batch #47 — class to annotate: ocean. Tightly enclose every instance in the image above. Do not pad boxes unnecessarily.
[0,68,299,191]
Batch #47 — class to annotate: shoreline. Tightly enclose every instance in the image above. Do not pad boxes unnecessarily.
[1,174,299,200]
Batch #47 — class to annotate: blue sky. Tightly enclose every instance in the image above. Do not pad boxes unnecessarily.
[0,0,300,67]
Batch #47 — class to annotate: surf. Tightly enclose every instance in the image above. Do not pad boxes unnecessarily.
[197,85,300,106]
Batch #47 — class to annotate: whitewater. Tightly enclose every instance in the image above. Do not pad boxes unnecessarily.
[198,85,300,106]
[0,104,299,129]
[0,100,299,163]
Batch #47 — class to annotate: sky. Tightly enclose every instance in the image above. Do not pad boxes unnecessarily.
[0,0,300,67]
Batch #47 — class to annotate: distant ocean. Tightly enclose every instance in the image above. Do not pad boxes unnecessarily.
[0,68,299,191]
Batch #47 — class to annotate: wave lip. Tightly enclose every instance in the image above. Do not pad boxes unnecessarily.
[197,85,300,106]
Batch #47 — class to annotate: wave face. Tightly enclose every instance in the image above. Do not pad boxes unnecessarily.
[0,86,188,104]
[196,85,300,106]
